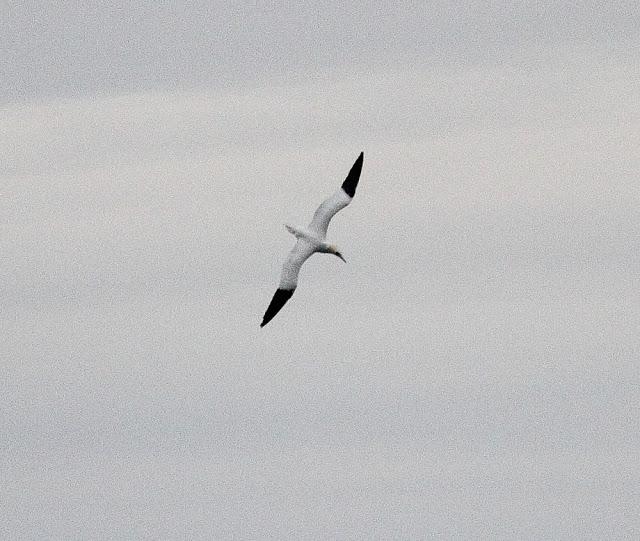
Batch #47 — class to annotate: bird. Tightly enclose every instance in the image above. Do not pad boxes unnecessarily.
[261,152,364,327]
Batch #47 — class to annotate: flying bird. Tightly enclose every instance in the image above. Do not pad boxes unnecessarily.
[261,152,364,327]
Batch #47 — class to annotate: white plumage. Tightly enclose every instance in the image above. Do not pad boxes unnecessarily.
[308,189,353,237]
[278,238,316,290]
[261,152,364,327]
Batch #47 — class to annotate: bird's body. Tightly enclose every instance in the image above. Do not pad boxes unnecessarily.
[261,152,364,327]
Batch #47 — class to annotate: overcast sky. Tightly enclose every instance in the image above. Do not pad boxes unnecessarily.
[2,2,640,539]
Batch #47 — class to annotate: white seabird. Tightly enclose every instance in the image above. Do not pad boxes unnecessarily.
[261,152,364,327]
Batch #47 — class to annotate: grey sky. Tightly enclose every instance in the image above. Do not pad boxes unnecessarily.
[2,2,639,539]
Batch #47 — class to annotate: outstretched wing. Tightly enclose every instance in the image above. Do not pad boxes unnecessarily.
[308,152,363,238]
[261,239,316,327]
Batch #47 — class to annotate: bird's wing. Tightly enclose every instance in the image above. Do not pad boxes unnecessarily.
[308,152,363,238]
[261,239,316,327]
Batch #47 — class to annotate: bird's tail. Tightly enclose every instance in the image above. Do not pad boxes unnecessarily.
[285,224,303,238]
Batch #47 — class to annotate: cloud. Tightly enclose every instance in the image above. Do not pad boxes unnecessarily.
[2,1,638,102]
[3,3,640,538]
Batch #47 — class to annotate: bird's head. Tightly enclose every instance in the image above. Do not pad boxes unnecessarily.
[330,245,346,263]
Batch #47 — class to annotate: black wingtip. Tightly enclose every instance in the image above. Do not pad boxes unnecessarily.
[260,288,294,327]
[340,152,364,198]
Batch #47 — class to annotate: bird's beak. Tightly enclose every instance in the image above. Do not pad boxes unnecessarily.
[336,253,346,263]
